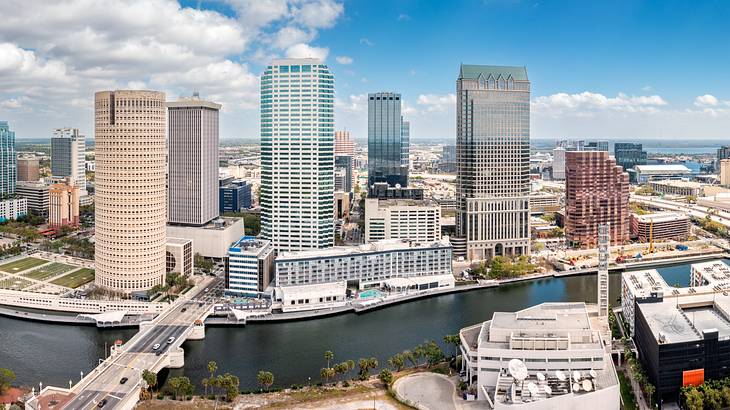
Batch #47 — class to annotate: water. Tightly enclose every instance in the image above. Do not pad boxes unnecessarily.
[1,260,722,392]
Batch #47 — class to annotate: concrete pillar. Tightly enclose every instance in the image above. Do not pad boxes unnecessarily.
[188,324,206,340]
[167,347,185,368]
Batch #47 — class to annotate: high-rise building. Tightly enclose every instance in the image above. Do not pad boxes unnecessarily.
[334,130,355,190]
[585,140,609,152]
[0,121,16,195]
[368,92,408,188]
[94,90,167,294]
[219,181,251,213]
[49,181,79,227]
[260,58,335,251]
[15,181,49,216]
[401,119,410,172]
[364,198,441,243]
[166,95,221,226]
[614,142,647,173]
[51,128,87,195]
[335,155,353,192]
[721,159,730,188]
[551,146,567,180]
[565,150,630,248]
[718,146,730,170]
[17,156,40,182]
[454,65,531,260]
[441,145,457,173]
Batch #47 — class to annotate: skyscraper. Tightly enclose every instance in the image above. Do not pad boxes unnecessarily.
[17,156,40,182]
[335,130,355,190]
[454,65,531,261]
[49,181,79,227]
[368,92,408,188]
[166,95,221,226]
[0,121,16,195]
[51,128,87,195]
[94,90,167,294]
[565,150,629,248]
[614,142,647,174]
[260,58,335,251]
[401,119,410,172]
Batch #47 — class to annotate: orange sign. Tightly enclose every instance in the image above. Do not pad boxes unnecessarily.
[683,369,704,387]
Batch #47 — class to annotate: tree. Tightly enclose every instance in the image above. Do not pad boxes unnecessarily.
[388,354,405,372]
[202,377,209,398]
[684,387,704,410]
[0,368,15,394]
[320,367,335,384]
[333,362,348,382]
[443,334,461,359]
[142,369,157,392]
[705,387,723,409]
[207,361,218,383]
[423,341,445,367]
[357,358,378,380]
[257,370,274,391]
[402,350,417,368]
[324,350,334,368]
[644,383,655,407]
[219,373,240,401]
[378,369,393,385]
[195,253,214,273]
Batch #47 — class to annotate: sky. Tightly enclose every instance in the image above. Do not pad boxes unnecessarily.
[2,0,730,141]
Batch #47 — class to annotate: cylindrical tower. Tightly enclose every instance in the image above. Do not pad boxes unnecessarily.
[94,90,167,294]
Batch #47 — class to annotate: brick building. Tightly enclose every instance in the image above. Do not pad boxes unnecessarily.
[565,151,629,248]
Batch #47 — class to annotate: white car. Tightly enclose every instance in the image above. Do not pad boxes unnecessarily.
[152,343,161,350]
[167,337,175,344]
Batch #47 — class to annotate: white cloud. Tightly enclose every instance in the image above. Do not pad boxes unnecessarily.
[272,26,315,49]
[292,0,344,29]
[359,38,375,47]
[335,56,353,65]
[285,43,329,60]
[694,94,720,107]
[416,93,457,112]
[336,93,367,113]
[532,91,668,116]
[0,98,25,109]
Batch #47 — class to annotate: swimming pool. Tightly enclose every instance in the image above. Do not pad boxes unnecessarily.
[359,289,385,299]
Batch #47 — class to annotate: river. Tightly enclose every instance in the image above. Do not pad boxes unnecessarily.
[0,260,715,391]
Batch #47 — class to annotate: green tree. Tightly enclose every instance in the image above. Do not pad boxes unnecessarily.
[219,373,240,401]
[644,383,655,407]
[320,367,335,384]
[202,377,209,398]
[388,354,405,372]
[378,369,393,385]
[195,253,214,273]
[324,350,334,368]
[443,334,461,359]
[142,369,157,392]
[423,341,445,367]
[257,370,274,391]
[684,387,704,410]
[402,350,417,368]
[357,358,378,380]
[705,387,723,409]
[333,362,348,382]
[0,368,15,394]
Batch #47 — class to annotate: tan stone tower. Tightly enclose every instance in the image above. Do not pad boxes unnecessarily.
[94,90,167,294]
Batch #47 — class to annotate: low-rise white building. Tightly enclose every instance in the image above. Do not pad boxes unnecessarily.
[275,281,347,312]
[225,236,274,297]
[459,302,619,409]
[0,198,27,222]
[166,217,245,259]
[166,237,193,277]
[528,192,560,214]
[364,198,441,243]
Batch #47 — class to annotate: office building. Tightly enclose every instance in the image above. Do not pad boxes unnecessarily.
[0,198,27,222]
[15,181,49,216]
[721,159,730,187]
[717,146,730,170]
[529,191,561,214]
[48,181,79,227]
[614,143,647,174]
[260,58,335,251]
[367,182,423,199]
[441,145,456,173]
[334,191,350,219]
[51,128,87,195]
[459,302,619,408]
[585,140,609,152]
[94,90,167,294]
[364,198,441,243]
[335,155,353,192]
[167,95,221,226]
[17,156,40,182]
[219,181,251,213]
[335,130,355,190]
[225,236,274,297]
[275,238,453,288]
[167,217,245,259]
[0,121,16,195]
[454,65,531,260]
[630,212,690,242]
[565,151,629,248]
[630,164,692,184]
[648,179,704,197]
[552,146,567,180]
[401,119,410,171]
[166,237,193,277]
[368,92,408,188]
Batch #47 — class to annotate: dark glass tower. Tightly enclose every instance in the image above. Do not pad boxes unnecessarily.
[368,92,408,188]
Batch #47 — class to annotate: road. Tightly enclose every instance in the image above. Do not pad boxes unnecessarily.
[61,276,223,409]
[632,194,730,227]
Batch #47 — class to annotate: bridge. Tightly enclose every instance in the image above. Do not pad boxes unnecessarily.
[26,277,223,410]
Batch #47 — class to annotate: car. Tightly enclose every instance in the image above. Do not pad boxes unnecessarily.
[181,307,187,313]
[199,302,204,307]
[152,343,161,350]
[204,288,210,292]
[119,377,128,384]
[167,336,175,344]
[156,350,163,356]
[97,399,108,408]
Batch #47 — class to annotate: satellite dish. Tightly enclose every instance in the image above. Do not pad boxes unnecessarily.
[590,369,598,379]
[556,370,566,381]
[583,380,593,392]
[544,385,553,396]
[527,382,539,397]
[573,371,581,382]
[508,359,529,381]
[572,382,581,392]
[536,372,545,381]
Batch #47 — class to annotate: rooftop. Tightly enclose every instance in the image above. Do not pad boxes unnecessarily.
[459,64,528,81]
[166,237,191,245]
[649,179,703,188]
[229,236,271,253]
[632,211,689,223]
[276,237,451,261]
[638,294,730,344]
[634,164,692,173]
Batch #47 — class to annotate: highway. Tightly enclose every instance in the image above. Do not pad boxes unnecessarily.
[60,277,223,409]
[632,194,730,228]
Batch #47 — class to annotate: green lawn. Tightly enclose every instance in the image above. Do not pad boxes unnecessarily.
[618,371,638,410]
[23,262,76,281]
[0,257,48,273]
[51,268,95,288]
[0,277,33,290]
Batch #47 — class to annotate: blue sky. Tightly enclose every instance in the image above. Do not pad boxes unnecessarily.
[1,0,730,140]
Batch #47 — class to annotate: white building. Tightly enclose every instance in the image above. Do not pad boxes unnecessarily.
[167,95,221,226]
[276,281,347,312]
[260,58,335,252]
[528,192,560,214]
[459,302,619,409]
[225,236,274,297]
[632,164,692,184]
[0,198,27,222]
[364,198,441,243]
[552,147,566,180]
[51,128,87,196]
[166,237,193,277]
[166,217,245,259]
[275,238,453,289]
[15,181,49,216]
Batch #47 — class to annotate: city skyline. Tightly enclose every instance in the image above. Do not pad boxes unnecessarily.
[2,1,730,141]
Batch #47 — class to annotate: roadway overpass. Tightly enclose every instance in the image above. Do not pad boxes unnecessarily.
[631,194,730,228]
[26,277,223,410]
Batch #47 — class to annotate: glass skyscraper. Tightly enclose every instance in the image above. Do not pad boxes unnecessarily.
[260,58,335,251]
[368,92,408,188]
[51,128,87,195]
[0,121,16,195]
[454,65,531,261]
[614,142,647,172]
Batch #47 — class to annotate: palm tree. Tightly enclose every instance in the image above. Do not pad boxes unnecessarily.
[443,334,461,358]
[257,370,274,391]
[324,350,334,368]
[346,359,355,379]
[402,350,417,368]
[413,344,425,367]
[202,377,209,398]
